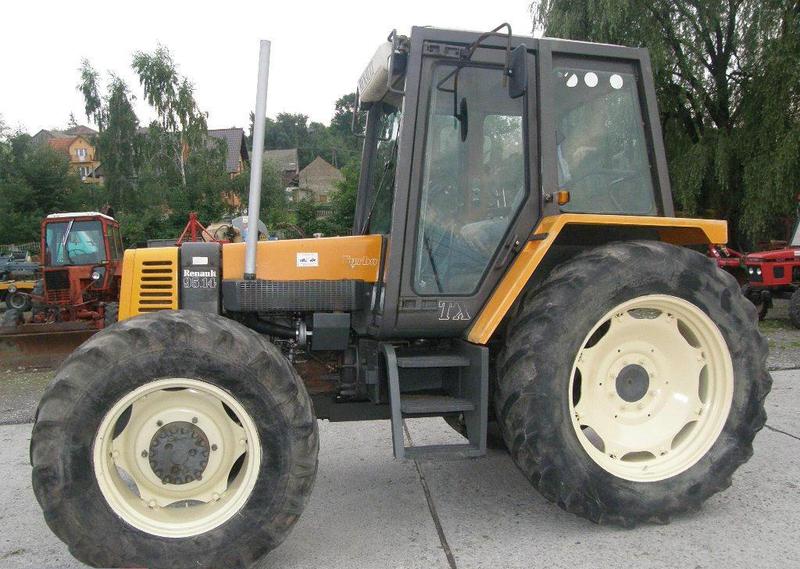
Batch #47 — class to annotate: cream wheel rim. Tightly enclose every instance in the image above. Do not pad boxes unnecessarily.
[92,378,261,537]
[569,294,733,482]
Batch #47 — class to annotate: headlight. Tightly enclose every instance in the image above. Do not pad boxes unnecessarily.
[91,271,102,281]
[756,268,762,276]
[7,284,16,293]
[748,267,754,274]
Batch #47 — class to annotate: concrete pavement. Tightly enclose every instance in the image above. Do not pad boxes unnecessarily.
[1,371,798,569]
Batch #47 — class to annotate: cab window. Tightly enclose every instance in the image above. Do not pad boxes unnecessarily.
[554,64,656,215]
[414,64,526,295]
[108,225,124,260]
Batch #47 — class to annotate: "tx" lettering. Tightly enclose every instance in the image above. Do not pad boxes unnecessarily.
[438,301,472,321]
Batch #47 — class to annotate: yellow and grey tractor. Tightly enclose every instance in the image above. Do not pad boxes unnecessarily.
[31,25,770,569]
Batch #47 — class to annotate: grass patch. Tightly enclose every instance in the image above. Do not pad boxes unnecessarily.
[759,319,794,332]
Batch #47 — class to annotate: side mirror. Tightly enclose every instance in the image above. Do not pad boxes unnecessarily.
[508,44,528,99]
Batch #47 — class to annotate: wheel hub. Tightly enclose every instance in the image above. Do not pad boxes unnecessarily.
[615,364,650,402]
[148,421,210,485]
[569,295,734,482]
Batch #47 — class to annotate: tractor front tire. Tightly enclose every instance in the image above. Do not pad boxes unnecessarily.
[103,301,119,328]
[741,284,769,320]
[789,289,800,329]
[6,291,31,312]
[31,310,318,569]
[496,241,770,526]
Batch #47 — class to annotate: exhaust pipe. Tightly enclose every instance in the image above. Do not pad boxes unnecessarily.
[244,40,272,280]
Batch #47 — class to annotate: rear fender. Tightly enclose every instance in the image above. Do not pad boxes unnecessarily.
[466,214,727,344]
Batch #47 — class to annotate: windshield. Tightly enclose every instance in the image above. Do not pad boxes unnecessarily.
[45,220,106,266]
[791,220,800,248]
[554,64,656,215]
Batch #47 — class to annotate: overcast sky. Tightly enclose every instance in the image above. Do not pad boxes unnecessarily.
[1,0,535,134]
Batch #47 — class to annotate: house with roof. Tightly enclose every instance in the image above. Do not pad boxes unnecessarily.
[32,125,99,146]
[264,148,300,187]
[46,135,102,184]
[297,156,344,204]
[207,128,249,179]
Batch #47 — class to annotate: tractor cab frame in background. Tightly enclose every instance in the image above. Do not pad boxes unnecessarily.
[37,211,122,323]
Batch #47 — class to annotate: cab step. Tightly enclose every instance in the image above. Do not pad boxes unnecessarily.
[383,342,488,460]
[400,395,475,414]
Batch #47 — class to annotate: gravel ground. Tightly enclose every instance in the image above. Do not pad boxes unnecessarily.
[757,298,800,370]
[0,368,54,425]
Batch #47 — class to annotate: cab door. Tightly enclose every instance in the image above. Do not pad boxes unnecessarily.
[386,39,539,337]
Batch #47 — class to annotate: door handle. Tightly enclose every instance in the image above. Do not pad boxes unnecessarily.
[494,235,521,269]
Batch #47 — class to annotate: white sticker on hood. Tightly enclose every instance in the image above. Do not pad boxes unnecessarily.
[297,252,319,267]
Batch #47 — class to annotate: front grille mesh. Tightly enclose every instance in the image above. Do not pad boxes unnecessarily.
[224,280,367,312]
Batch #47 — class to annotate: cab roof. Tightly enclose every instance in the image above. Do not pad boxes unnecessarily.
[45,212,115,221]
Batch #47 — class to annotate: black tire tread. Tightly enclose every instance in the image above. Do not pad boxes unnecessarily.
[495,240,771,526]
[31,310,318,569]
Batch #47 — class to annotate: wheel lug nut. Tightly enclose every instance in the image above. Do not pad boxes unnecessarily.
[156,420,163,427]
[148,500,157,509]
[192,417,198,424]
[141,450,148,458]
[212,493,221,501]
[211,444,218,451]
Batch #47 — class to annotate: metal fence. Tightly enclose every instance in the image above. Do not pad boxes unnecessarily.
[0,241,40,258]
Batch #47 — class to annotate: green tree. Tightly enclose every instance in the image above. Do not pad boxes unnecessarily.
[101,77,140,209]
[0,135,92,244]
[76,61,141,210]
[77,58,103,127]
[532,0,800,246]
[132,45,207,188]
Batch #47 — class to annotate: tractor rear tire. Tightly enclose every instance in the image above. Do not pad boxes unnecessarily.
[31,310,318,569]
[495,241,770,526]
[789,289,800,329]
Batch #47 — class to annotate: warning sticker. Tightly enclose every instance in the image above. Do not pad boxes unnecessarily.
[296,252,319,267]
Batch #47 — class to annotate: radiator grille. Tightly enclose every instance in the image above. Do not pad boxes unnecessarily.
[45,270,70,291]
[119,247,179,321]
[138,260,177,313]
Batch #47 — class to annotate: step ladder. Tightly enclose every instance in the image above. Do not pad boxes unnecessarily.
[382,341,488,459]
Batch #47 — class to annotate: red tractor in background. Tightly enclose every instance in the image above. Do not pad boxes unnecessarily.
[741,220,800,326]
[2,211,123,329]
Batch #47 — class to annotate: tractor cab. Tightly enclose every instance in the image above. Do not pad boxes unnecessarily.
[41,212,123,306]
[352,26,672,337]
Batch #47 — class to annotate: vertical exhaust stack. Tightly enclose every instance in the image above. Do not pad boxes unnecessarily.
[244,40,272,280]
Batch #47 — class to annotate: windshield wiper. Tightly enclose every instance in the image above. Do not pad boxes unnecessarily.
[60,220,75,265]
[360,141,398,234]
